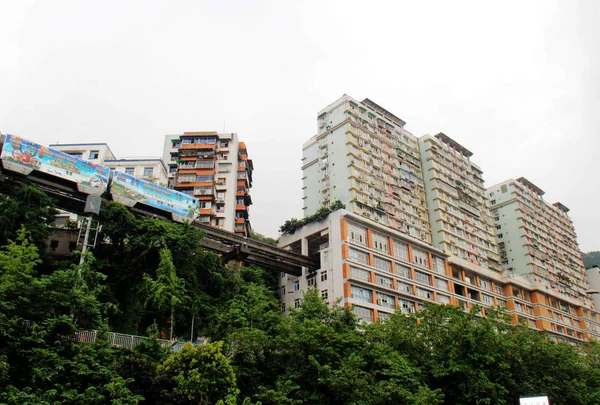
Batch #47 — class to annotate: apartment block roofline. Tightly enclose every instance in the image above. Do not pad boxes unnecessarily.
[104,157,168,173]
[434,132,473,158]
[182,131,219,136]
[516,177,545,196]
[49,142,117,161]
[553,202,570,213]
[361,98,406,128]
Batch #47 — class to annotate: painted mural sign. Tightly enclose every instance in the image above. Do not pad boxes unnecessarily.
[0,135,110,194]
[111,171,199,219]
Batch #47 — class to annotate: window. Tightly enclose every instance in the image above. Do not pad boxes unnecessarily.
[307,277,316,287]
[68,152,83,159]
[399,299,416,314]
[396,264,411,279]
[321,289,328,300]
[414,271,431,285]
[393,240,409,262]
[351,286,372,303]
[293,280,300,291]
[375,274,393,288]
[281,286,286,295]
[482,294,494,305]
[377,293,395,309]
[436,279,448,291]
[125,167,135,175]
[417,288,433,300]
[199,201,211,209]
[143,167,154,177]
[50,240,59,251]
[172,140,181,148]
[480,278,491,291]
[89,150,99,160]
[397,281,413,294]
[320,271,328,282]
[351,267,370,281]
[281,303,286,313]
[217,177,226,185]
[494,284,504,295]
[437,294,450,304]
[412,248,429,268]
[378,312,391,321]
[220,140,229,148]
[372,231,389,253]
[348,222,367,245]
[353,306,373,322]
[219,153,229,160]
[432,256,445,274]
[294,299,301,309]
[374,257,391,272]
[349,248,368,265]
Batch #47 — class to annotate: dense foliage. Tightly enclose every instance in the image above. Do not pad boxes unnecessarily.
[1,185,599,404]
[279,200,345,235]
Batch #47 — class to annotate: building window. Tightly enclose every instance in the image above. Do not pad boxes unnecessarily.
[352,306,373,322]
[68,152,83,159]
[89,150,99,160]
[125,167,135,175]
[351,267,370,281]
[397,281,413,294]
[307,277,316,287]
[348,248,368,265]
[320,271,328,282]
[436,278,448,291]
[351,286,372,303]
[396,264,411,279]
[294,299,301,309]
[372,231,389,253]
[437,294,450,304]
[219,153,229,160]
[482,294,494,305]
[321,289,328,300]
[49,240,59,252]
[348,222,367,245]
[373,257,391,272]
[220,140,229,148]
[375,274,393,289]
[412,248,429,268]
[377,293,395,309]
[432,256,445,274]
[281,303,286,313]
[393,240,409,262]
[399,299,416,314]
[378,312,391,321]
[281,286,286,295]
[293,280,300,291]
[417,288,433,300]
[414,271,431,285]
[143,167,154,177]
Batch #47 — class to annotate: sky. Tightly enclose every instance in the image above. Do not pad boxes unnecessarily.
[1,0,598,252]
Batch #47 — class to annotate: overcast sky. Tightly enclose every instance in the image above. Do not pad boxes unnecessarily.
[1,0,598,252]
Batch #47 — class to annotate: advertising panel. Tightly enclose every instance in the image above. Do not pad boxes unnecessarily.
[0,135,110,195]
[111,171,199,221]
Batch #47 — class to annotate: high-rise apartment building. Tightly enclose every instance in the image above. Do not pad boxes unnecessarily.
[486,178,600,338]
[162,132,253,237]
[418,134,502,272]
[302,95,431,244]
[287,95,600,342]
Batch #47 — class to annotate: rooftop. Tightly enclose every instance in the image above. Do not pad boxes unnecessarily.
[434,133,473,158]
[361,98,406,128]
[517,177,545,196]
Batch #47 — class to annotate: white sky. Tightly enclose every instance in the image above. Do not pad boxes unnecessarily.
[1,0,598,252]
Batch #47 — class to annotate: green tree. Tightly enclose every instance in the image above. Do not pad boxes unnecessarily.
[143,248,187,341]
[157,342,239,405]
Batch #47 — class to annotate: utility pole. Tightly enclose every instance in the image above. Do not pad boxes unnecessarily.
[78,195,102,272]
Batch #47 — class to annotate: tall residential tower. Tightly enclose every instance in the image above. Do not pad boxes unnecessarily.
[302,95,431,244]
[162,132,253,237]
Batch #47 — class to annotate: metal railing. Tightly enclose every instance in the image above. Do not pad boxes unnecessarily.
[75,329,172,349]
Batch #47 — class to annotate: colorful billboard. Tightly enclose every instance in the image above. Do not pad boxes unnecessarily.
[0,135,110,195]
[110,171,199,221]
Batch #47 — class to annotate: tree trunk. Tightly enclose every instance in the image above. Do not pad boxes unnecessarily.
[170,309,174,341]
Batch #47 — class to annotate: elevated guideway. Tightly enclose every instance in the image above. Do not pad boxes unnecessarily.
[0,169,317,276]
